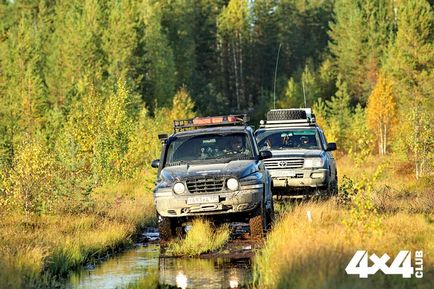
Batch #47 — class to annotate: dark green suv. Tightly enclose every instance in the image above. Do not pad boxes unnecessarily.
[151,115,274,240]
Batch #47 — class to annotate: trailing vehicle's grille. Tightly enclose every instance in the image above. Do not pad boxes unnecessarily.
[186,178,225,193]
[264,158,304,169]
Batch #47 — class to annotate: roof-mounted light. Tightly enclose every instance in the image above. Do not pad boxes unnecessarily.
[173,114,248,132]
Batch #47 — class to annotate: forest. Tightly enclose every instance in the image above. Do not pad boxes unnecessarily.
[0,0,433,288]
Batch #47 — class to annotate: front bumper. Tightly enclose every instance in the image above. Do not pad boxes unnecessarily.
[154,185,263,217]
[269,168,328,188]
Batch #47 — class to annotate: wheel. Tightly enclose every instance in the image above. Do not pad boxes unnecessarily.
[267,109,307,121]
[158,214,175,242]
[265,201,275,231]
[249,203,265,238]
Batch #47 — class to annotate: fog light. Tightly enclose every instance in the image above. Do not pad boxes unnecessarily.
[311,172,325,179]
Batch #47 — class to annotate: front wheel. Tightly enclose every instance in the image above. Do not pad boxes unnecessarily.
[249,203,266,238]
[158,214,176,242]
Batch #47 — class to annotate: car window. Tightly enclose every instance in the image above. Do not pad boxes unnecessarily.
[165,133,254,165]
[256,129,321,150]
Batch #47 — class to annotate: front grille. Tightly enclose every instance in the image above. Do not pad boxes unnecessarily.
[264,158,304,169]
[186,178,225,193]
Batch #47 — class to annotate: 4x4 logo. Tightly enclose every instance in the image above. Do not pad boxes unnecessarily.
[345,250,422,278]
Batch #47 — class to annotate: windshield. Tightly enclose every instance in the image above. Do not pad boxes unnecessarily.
[165,133,254,165]
[256,129,321,150]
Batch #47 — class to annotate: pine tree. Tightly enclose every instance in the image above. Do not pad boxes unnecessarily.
[325,74,351,150]
[141,0,176,108]
[217,0,250,111]
[366,72,397,155]
[386,0,434,179]
[45,0,104,106]
[102,0,142,88]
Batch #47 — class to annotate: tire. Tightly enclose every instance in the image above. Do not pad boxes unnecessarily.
[158,215,175,242]
[265,203,275,231]
[267,109,307,121]
[249,204,265,238]
[330,176,338,196]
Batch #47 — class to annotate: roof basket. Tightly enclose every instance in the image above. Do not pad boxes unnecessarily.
[173,114,248,132]
[261,108,317,128]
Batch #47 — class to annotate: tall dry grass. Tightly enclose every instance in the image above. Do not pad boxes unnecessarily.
[0,173,156,289]
[253,201,433,289]
[166,219,231,257]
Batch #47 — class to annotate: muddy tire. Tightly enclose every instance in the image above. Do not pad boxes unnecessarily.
[267,109,307,121]
[249,203,266,238]
[158,215,175,242]
[329,176,338,196]
[265,201,275,230]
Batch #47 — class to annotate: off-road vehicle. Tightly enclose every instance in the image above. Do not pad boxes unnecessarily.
[255,108,337,197]
[151,115,274,240]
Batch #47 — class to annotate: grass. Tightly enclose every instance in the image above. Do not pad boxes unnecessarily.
[166,219,231,257]
[0,172,156,289]
[253,201,433,289]
[253,156,434,289]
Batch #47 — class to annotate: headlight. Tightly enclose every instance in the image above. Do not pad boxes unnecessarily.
[173,182,186,194]
[226,178,239,191]
[304,158,324,168]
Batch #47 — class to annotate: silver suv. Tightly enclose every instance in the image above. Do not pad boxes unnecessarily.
[255,109,337,197]
[151,115,274,240]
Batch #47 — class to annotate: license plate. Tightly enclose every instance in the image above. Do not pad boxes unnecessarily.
[270,170,296,177]
[187,195,219,205]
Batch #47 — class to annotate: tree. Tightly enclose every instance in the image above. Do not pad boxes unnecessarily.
[325,74,351,150]
[217,0,250,111]
[366,72,397,155]
[386,0,434,179]
[141,0,176,108]
[45,0,104,106]
[329,0,394,104]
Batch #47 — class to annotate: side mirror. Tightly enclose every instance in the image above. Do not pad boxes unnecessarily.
[151,159,160,168]
[326,143,337,151]
[158,134,168,144]
[259,150,272,160]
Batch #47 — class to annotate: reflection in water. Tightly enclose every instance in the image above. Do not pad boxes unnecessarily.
[159,257,251,289]
[67,245,159,289]
[176,271,188,289]
[67,244,251,289]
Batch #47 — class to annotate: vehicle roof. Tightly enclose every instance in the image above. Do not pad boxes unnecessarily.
[170,125,253,138]
[255,125,321,132]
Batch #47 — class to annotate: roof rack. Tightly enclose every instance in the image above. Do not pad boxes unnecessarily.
[173,114,248,132]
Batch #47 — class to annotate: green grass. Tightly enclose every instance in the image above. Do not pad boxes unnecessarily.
[0,173,156,289]
[166,219,231,257]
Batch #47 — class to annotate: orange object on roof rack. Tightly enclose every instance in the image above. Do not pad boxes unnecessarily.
[173,114,248,132]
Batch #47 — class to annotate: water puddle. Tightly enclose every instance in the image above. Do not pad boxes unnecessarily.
[159,257,251,289]
[67,228,252,289]
[67,244,160,289]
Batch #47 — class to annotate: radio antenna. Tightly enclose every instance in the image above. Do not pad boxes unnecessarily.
[273,43,282,109]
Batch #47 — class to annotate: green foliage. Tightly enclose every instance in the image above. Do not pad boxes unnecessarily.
[386,0,434,179]
[346,105,374,163]
[339,176,382,236]
[2,137,57,214]
[142,0,176,107]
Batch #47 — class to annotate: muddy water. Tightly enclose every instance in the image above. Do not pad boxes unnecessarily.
[67,244,252,289]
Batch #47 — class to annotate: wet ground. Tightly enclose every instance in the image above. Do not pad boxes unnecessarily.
[66,224,255,289]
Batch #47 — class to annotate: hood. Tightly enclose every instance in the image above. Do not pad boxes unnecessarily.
[160,160,258,182]
[269,149,324,158]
